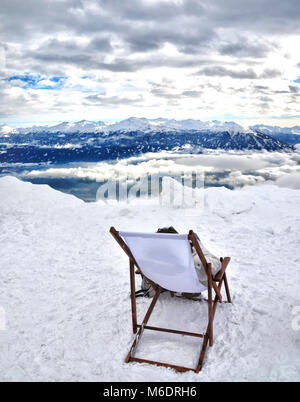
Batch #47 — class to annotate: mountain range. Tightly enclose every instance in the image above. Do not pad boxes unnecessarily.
[0,118,295,164]
[1,117,300,138]
[1,118,251,135]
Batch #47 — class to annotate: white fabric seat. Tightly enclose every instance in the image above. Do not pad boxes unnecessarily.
[119,231,207,293]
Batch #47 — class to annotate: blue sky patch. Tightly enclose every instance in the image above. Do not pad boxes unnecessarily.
[4,73,66,90]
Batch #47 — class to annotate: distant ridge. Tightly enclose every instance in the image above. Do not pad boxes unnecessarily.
[1,117,252,135]
[250,124,300,145]
[1,118,299,147]
[0,118,294,164]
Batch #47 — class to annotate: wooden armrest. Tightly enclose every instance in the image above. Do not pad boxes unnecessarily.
[214,257,231,282]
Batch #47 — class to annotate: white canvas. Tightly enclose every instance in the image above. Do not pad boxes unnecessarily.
[119,231,207,293]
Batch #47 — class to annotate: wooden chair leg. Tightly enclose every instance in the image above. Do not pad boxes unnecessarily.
[130,260,137,334]
[196,334,209,373]
[223,273,232,303]
[207,263,214,347]
[126,287,162,363]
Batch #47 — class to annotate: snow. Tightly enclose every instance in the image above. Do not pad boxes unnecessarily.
[109,117,250,134]
[252,124,300,136]
[3,119,300,137]
[0,176,300,381]
[2,118,253,135]
[0,124,16,136]
[15,120,107,135]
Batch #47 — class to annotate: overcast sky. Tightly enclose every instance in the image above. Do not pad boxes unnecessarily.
[0,0,300,126]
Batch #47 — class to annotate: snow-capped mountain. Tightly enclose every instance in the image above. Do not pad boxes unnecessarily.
[251,124,300,135]
[0,124,16,136]
[250,124,300,145]
[106,117,250,134]
[15,120,107,134]
[0,118,294,165]
[4,117,298,142]
[2,117,252,135]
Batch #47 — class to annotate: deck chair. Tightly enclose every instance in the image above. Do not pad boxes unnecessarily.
[110,227,232,373]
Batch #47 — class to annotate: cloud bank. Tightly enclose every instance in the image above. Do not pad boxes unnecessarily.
[23,149,300,190]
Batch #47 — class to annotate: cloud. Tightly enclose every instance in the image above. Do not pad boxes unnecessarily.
[196,66,281,80]
[289,85,300,93]
[218,38,276,58]
[276,172,300,189]
[84,93,144,106]
[150,82,203,100]
[197,66,258,79]
[0,0,300,123]
[22,148,300,190]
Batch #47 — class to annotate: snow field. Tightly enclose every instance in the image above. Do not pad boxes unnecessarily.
[0,176,300,381]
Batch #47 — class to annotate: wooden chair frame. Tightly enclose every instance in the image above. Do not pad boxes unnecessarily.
[110,227,232,373]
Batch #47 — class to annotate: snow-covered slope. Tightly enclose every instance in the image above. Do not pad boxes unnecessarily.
[251,124,300,135]
[251,125,300,146]
[0,124,16,136]
[0,176,299,381]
